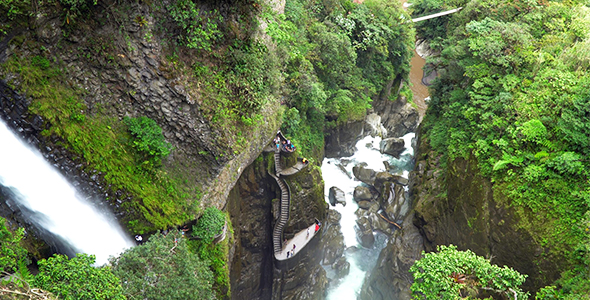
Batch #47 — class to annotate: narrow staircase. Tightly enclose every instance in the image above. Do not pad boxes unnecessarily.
[270,173,290,253]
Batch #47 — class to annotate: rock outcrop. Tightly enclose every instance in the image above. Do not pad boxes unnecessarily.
[379,137,405,158]
[359,212,423,300]
[409,127,561,292]
[371,96,418,138]
[319,210,345,266]
[324,120,364,158]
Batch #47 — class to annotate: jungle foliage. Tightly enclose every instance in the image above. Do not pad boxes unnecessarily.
[266,0,415,158]
[410,245,528,300]
[411,0,590,297]
[34,254,125,300]
[110,231,215,300]
[0,217,27,274]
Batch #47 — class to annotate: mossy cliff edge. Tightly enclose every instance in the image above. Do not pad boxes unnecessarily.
[0,0,282,232]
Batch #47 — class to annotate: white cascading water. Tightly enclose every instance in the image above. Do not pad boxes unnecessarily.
[0,120,135,265]
[322,132,415,299]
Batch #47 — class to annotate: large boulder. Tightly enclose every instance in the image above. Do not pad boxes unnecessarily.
[381,182,409,223]
[331,257,350,279]
[379,138,405,158]
[353,186,373,201]
[364,113,387,137]
[356,217,375,248]
[328,186,347,207]
[355,208,394,236]
[357,200,372,210]
[320,210,345,265]
[359,213,424,300]
[352,163,377,186]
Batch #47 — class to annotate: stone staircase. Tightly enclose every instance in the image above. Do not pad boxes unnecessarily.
[270,173,290,253]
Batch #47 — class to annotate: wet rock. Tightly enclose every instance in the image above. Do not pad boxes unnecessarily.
[374,172,394,193]
[352,163,377,186]
[357,200,372,210]
[371,96,419,138]
[356,216,375,248]
[381,183,408,222]
[331,257,350,279]
[336,163,351,179]
[379,137,405,158]
[328,186,346,207]
[324,120,364,158]
[353,186,373,201]
[364,113,387,137]
[320,209,345,266]
[360,213,424,300]
[392,175,409,186]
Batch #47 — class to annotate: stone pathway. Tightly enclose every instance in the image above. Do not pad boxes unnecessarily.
[275,224,319,260]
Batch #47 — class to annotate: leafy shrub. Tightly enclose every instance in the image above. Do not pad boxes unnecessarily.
[111,232,214,300]
[169,0,223,51]
[31,56,50,70]
[123,116,171,167]
[192,207,225,242]
[59,0,97,24]
[34,254,125,300]
[410,245,529,300]
[0,217,27,273]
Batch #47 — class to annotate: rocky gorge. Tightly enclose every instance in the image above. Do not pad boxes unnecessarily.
[1,0,577,298]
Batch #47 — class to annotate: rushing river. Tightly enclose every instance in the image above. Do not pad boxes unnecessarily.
[322,133,415,299]
[0,119,135,265]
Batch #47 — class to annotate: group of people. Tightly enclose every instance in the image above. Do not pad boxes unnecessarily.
[273,132,296,152]
[286,244,296,258]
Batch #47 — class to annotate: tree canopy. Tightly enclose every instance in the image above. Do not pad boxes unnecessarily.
[412,0,590,297]
[410,245,528,299]
[33,254,125,300]
[110,230,214,300]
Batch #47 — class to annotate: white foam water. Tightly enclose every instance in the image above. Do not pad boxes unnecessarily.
[322,132,415,299]
[0,120,135,265]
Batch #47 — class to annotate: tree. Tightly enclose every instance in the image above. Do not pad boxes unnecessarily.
[0,217,28,274]
[410,245,529,299]
[33,254,125,300]
[110,230,214,300]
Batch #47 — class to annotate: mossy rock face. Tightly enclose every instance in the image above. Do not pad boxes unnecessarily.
[412,153,562,292]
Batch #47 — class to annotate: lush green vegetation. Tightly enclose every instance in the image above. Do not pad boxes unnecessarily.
[123,116,172,168]
[412,0,590,297]
[1,56,197,232]
[189,209,232,299]
[34,254,125,300]
[111,231,215,300]
[0,217,28,274]
[192,207,225,241]
[410,245,528,299]
[268,0,415,158]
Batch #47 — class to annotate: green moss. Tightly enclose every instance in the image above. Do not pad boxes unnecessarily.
[1,54,198,232]
[188,212,232,299]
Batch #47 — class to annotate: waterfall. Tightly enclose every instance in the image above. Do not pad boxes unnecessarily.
[0,120,135,265]
[322,132,415,299]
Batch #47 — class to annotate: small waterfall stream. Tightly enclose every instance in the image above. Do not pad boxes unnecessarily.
[322,133,415,299]
[0,119,135,265]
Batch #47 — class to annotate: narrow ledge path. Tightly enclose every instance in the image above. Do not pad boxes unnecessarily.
[265,132,319,260]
